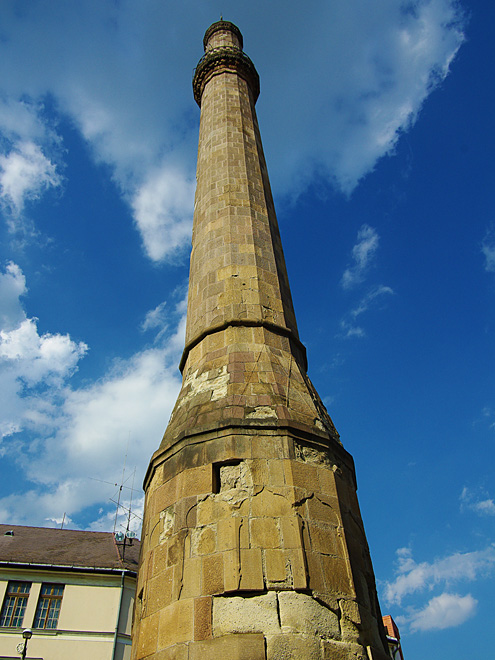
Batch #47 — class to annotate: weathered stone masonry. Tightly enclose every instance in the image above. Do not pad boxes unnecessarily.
[131,20,390,660]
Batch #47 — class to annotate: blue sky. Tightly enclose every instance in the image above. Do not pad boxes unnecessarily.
[0,0,493,657]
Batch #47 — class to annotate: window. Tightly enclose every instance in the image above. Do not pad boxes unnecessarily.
[33,584,64,629]
[0,581,31,627]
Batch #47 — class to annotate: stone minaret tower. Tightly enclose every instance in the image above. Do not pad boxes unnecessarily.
[132,21,390,660]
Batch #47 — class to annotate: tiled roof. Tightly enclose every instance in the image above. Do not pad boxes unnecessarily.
[0,524,140,573]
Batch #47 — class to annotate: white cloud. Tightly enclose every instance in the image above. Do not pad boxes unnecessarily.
[0,0,465,259]
[341,225,380,289]
[0,141,61,219]
[0,340,182,527]
[0,261,185,527]
[0,262,88,440]
[460,487,495,516]
[384,545,495,606]
[0,261,27,330]
[130,167,195,262]
[400,593,477,632]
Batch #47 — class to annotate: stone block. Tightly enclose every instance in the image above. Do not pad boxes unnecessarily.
[309,522,340,556]
[192,525,217,556]
[239,517,250,548]
[223,548,240,591]
[153,644,188,660]
[152,544,168,576]
[181,557,202,599]
[239,548,264,590]
[202,553,224,595]
[305,551,326,593]
[189,633,266,660]
[251,488,291,517]
[217,517,240,551]
[321,555,353,596]
[194,596,212,640]
[306,494,340,526]
[279,516,302,549]
[153,476,179,516]
[285,460,318,490]
[321,640,368,660]
[265,548,287,583]
[251,435,284,459]
[265,632,321,660]
[287,549,307,589]
[250,517,280,548]
[181,465,214,498]
[213,592,280,635]
[316,466,339,498]
[278,591,340,639]
[158,599,194,648]
[147,568,174,615]
[134,610,159,658]
[268,459,286,486]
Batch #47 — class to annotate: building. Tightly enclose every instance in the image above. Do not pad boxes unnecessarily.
[0,524,139,660]
[383,615,405,660]
[132,20,390,660]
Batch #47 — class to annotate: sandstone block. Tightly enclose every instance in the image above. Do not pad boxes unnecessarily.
[223,548,240,591]
[202,553,224,594]
[239,548,264,590]
[153,476,178,516]
[189,633,266,660]
[181,465,213,498]
[316,466,339,498]
[278,591,340,639]
[213,592,280,635]
[134,610,159,658]
[321,639,368,660]
[147,568,174,615]
[265,632,321,660]
[250,517,280,548]
[181,558,202,599]
[309,522,340,556]
[153,644,188,660]
[265,548,286,582]
[251,488,291,517]
[192,525,217,555]
[279,516,301,549]
[321,555,352,596]
[194,596,212,640]
[158,599,194,648]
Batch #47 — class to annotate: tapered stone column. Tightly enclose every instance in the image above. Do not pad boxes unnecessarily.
[132,21,390,660]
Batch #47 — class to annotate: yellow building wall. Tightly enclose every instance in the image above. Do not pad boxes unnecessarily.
[0,569,135,660]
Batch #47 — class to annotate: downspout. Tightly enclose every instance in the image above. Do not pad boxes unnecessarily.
[112,571,126,660]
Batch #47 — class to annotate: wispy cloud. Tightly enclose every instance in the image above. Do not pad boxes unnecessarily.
[384,545,495,606]
[340,284,394,338]
[482,227,495,273]
[460,487,495,516]
[0,1,465,259]
[398,592,477,632]
[341,225,380,289]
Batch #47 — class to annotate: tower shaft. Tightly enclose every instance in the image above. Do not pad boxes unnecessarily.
[132,21,389,660]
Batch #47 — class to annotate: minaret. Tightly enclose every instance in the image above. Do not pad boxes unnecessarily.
[132,21,390,660]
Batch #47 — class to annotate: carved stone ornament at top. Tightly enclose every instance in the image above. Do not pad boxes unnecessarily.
[193,45,260,105]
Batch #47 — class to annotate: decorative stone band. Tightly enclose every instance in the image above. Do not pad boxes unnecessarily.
[193,46,260,106]
[179,318,308,374]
